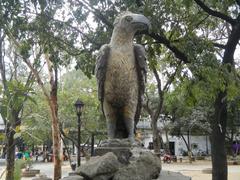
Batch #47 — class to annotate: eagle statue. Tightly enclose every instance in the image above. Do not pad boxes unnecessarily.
[95,12,150,143]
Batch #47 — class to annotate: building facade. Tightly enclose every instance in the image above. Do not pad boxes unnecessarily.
[137,120,211,156]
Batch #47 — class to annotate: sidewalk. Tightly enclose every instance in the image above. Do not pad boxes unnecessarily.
[21,161,73,180]
[0,159,240,180]
[162,160,240,180]
[0,160,85,180]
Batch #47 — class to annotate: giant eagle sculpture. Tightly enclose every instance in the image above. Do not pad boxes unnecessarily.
[95,12,150,143]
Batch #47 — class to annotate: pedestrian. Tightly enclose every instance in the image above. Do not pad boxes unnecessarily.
[24,148,31,160]
[35,149,39,161]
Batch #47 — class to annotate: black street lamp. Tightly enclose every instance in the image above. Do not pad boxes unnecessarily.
[74,99,84,167]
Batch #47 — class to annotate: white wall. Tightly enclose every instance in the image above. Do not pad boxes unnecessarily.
[169,135,211,156]
[141,131,211,156]
[0,114,4,131]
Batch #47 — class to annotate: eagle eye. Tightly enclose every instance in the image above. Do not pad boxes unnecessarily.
[125,16,133,22]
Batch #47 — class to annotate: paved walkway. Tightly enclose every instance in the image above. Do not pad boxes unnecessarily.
[162,160,240,180]
[0,159,239,180]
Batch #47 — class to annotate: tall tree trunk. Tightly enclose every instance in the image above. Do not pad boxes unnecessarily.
[211,92,228,180]
[164,130,170,153]
[5,124,15,180]
[150,63,181,155]
[151,67,164,155]
[152,118,161,156]
[0,29,15,180]
[49,66,61,180]
[49,97,62,180]
[211,18,240,180]
[23,54,62,179]
[181,134,192,163]
[187,130,192,163]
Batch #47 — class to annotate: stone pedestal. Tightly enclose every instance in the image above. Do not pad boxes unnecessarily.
[63,138,191,180]
[95,147,132,164]
[60,175,84,180]
[95,139,137,164]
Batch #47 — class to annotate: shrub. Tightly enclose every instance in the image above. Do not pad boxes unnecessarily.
[14,159,26,180]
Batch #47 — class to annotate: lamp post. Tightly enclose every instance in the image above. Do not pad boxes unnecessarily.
[74,99,84,167]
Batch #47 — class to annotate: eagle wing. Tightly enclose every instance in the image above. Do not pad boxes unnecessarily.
[134,44,147,131]
[95,44,111,112]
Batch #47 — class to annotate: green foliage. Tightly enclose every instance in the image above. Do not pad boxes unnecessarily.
[1,0,240,165]
[58,70,105,134]
[14,159,26,180]
[21,70,105,145]
[0,80,35,124]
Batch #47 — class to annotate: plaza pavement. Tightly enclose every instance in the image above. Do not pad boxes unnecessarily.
[163,160,240,180]
[0,159,239,180]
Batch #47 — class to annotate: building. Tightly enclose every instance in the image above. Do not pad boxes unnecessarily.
[0,114,5,133]
[137,119,211,156]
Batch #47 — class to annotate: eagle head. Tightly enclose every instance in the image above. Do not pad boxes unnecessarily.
[113,11,151,34]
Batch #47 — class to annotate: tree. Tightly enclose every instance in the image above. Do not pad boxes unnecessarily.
[1,1,240,180]
[143,59,183,155]
[63,2,240,180]
[1,1,84,179]
[0,29,35,180]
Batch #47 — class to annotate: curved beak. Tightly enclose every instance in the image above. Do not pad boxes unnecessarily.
[131,14,151,33]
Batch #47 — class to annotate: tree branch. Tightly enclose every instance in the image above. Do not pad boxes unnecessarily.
[23,57,50,100]
[77,0,114,29]
[223,22,240,64]
[194,0,236,25]
[236,0,240,7]
[0,29,7,92]
[148,32,190,63]
[45,53,55,87]
[41,13,103,49]
[2,23,51,102]
[152,66,163,120]
[213,42,226,49]
[143,93,154,118]
[163,61,182,91]
[59,125,77,145]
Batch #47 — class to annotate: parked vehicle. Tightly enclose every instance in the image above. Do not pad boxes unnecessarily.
[163,154,172,163]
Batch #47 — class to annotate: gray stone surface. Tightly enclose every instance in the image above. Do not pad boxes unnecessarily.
[68,171,79,176]
[77,152,121,179]
[95,147,132,164]
[130,146,152,161]
[113,152,161,180]
[99,139,132,147]
[156,171,191,180]
[60,175,84,180]
[95,139,146,164]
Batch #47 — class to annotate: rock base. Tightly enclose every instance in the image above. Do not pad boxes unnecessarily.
[61,175,84,180]
[62,139,191,180]
[81,139,161,180]
[95,147,132,164]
